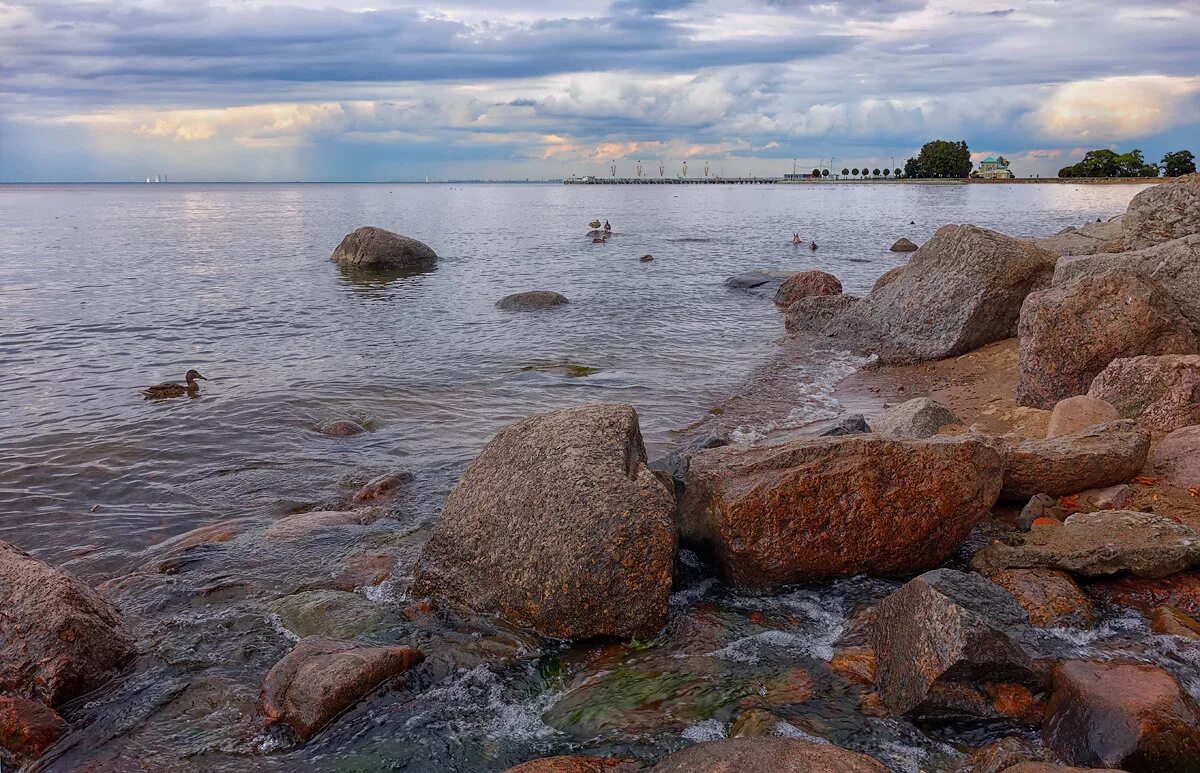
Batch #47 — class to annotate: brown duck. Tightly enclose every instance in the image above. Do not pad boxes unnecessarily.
[143,369,207,399]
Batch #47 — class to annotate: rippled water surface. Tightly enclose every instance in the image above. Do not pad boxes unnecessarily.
[0,182,1169,772]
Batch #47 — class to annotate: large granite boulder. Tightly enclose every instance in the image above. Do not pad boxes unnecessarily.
[1121,172,1200,250]
[0,541,136,706]
[259,636,424,741]
[971,511,1200,579]
[650,737,889,773]
[1043,660,1200,771]
[412,403,676,640]
[773,270,843,307]
[874,397,961,438]
[784,294,859,335]
[679,434,1002,589]
[1088,355,1200,433]
[1015,271,1197,408]
[871,264,906,292]
[999,420,1149,499]
[497,291,570,311]
[1045,395,1120,438]
[1151,425,1200,489]
[1054,235,1200,333]
[329,226,437,270]
[871,569,1041,718]
[835,225,1056,363]
[1029,217,1124,257]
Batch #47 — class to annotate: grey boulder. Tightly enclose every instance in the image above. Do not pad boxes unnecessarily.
[330,226,437,270]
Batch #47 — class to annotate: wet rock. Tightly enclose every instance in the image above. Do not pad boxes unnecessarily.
[0,696,68,767]
[871,264,906,293]
[1152,426,1200,489]
[890,237,919,252]
[829,647,877,685]
[985,568,1098,629]
[1002,765,1126,773]
[725,269,796,295]
[957,736,1051,773]
[871,569,1041,718]
[773,270,843,307]
[1088,355,1200,433]
[784,294,860,334]
[1120,172,1200,250]
[729,707,782,738]
[1043,659,1200,771]
[264,509,381,540]
[971,510,1200,579]
[325,550,397,590]
[0,541,136,706]
[259,636,423,742]
[412,403,675,640]
[352,470,414,502]
[503,756,639,773]
[999,420,1149,500]
[1046,395,1120,438]
[679,435,1002,589]
[1018,494,1066,530]
[268,590,402,639]
[1029,216,1124,257]
[1015,271,1197,409]
[817,413,871,436]
[497,291,570,311]
[1150,606,1200,640]
[318,420,367,437]
[1086,572,1200,617]
[874,397,961,438]
[836,225,1056,363]
[1054,235,1200,334]
[650,737,890,772]
[649,432,730,498]
[329,226,437,270]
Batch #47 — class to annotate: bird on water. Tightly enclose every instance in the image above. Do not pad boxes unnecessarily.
[143,370,207,399]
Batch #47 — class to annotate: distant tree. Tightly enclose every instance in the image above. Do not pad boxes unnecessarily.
[1058,148,1159,178]
[913,140,972,178]
[821,168,830,178]
[852,167,860,177]
[997,155,1010,167]
[882,168,891,177]
[812,168,821,177]
[894,167,902,177]
[872,167,881,177]
[1161,149,1196,177]
[903,157,920,178]
[841,167,849,177]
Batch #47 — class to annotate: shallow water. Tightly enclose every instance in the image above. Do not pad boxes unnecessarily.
[3,181,1186,772]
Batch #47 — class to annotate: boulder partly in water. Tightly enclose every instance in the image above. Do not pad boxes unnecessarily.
[773,270,843,307]
[329,226,437,270]
[889,237,919,252]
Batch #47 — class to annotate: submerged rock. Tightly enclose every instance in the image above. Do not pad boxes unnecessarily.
[679,434,1002,589]
[874,397,961,438]
[1015,271,1197,409]
[503,757,638,773]
[725,269,796,296]
[264,509,381,541]
[497,291,570,311]
[1152,425,1200,489]
[259,636,423,742]
[1120,172,1200,250]
[985,568,1097,629]
[957,736,1055,773]
[999,420,1149,500]
[352,470,414,502]
[329,226,437,270]
[1045,395,1120,438]
[0,541,136,707]
[772,270,843,307]
[412,403,676,640]
[889,237,919,252]
[318,420,367,437]
[650,737,889,772]
[268,590,402,639]
[1088,355,1200,433]
[0,695,68,767]
[1043,659,1200,771]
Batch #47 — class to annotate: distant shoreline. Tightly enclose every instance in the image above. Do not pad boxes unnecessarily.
[0,177,1163,186]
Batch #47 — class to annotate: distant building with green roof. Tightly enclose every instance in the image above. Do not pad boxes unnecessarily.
[977,156,1014,179]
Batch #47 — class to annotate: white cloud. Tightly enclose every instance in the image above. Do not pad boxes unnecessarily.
[1033,75,1200,141]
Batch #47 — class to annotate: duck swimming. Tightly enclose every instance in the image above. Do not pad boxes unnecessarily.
[143,369,207,399]
[809,241,818,250]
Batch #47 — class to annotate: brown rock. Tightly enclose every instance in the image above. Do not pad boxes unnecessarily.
[319,420,367,436]
[1074,484,1133,511]
[352,470,414,502]
[650,737,889,773]
[0,541,136,707]
[957,736,1048,773]
[1121,172,1200,250]
[1030,216,1125,257]
[259,636,423,741]
[1002,764,1126,773]
[972,510,1200,579]
[497,291,570,311]
[1015,271,1197,409]
[330,226,437,270]
[889,237,919,252]
[325,550,397,590]
[999,420,1149,500]
[1086,572,1200,617]
[503,756,638,773]
[679,435,1002,589]
[773,270,843,307]
[987,568,1098,629]
[412,403,676,640]
[1088,355,1200,433]
[830,647,877,685]
[264,510,381,540]
[1045,395,1120,438]
[729,707,782,738]
[1150,606,1200,640]
[871,264,906,292]
[1153,426,1200,489]
[784,293,859,335]
[1043,660,1200,771]
[0,696,68,766]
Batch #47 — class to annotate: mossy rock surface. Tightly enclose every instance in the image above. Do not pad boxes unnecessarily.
[268,590,402,639]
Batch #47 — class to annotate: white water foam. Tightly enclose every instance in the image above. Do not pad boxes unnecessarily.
[680,718,726,742]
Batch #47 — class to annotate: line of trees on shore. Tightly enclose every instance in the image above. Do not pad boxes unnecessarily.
[1058,149,1195,178]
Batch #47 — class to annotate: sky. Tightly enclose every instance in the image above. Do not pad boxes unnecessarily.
[1,0,1198,182]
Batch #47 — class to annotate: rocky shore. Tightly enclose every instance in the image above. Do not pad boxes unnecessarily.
[3,175,1200,771]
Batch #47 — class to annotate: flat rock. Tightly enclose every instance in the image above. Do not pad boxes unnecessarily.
[1043,659,1200,770]
[0,695,68,767]
[650,737,889,773]
[1046,395,1120,438]
[890,237,919,252]
[999,420,1149,500]
[259,636,423,741]
[0,541,136,707]
[1150,606,1200,640]
[986,568,1097,629]
[956,736,1052,773]
[329,226,437,270]
[971,510,1200,579]
[725,269,796,296]
[412,403,675,640]
[1120,172,1200,250]
[1029,217,1124,257]
[874,397,961,438]
[1086,572,1200,617]
[1152,425,1200,489]
[264,510,380,540]
[268,590,402,639]
[784,294,860,334]
[679,435,1002,589]
[1088,355,1200,433]
[773,270,843,307]
[497,291,570,311]
[1015,271,1197,409]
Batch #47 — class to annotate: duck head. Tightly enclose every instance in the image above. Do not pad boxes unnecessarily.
[185,369,208,385]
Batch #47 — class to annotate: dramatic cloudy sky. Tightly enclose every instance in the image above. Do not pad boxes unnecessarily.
[1,0,1198,181]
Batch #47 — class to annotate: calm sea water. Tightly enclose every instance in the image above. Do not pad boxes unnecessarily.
[2,182,1177,772]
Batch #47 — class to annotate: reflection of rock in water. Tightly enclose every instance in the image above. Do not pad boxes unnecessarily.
[334,263,437,300]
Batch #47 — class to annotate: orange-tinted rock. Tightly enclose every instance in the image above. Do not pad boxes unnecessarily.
[650,737,890,772]
[1150,606,1200,640]
[987,568,1098,629]
[352,471,414,502]
[986,682,1046,725]
[1088,354,1200,433]
[746,666,814,708]
[0,696,68,766]
[956,736,1048,773]
[830,647,877,685]
[264,510,381,540]
[679,435,1002,589]
[773,270,843,307]
[503,756,639,773]
[1043,660,1200,771]
[259,636,423,741]
[858,691,890,717]
[1086,571,1200,617]
[325,551,397,590]
[1002,764,1126,773]
[729,707,781,738]
[999,420,1149,500]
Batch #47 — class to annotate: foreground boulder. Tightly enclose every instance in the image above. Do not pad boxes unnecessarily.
[890,237,919,252]
[971,511,1200,579]
[650,737,889,773]
[871,569,1041,718]
[0,541,136,706]
[999,420,1149,500]
[1120,172,1200,250]
[329,226,437,270]
[1045,395,1120,438]
[1015,271,1197,408]
[871,264,906,292]
[0,696,68,767]
[260,636,423,741]
[497,291,570,311]
[985,568,1097,629]
[412,403,676,639]
[1088,355,1200,433]
[1151,425,1200,488]
[773,270,842,307]
[679,435,1002,589]
[1043,660,1200,771]
[874,397,961,438]
[785,294,859,335]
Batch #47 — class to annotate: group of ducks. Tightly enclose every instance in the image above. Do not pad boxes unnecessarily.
[589,219,613,243]
[792,233,818,250]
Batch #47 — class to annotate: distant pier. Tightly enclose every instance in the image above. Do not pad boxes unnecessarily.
[564,176,779,185]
